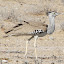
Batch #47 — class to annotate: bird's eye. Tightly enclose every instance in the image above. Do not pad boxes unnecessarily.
[54,13,55,14]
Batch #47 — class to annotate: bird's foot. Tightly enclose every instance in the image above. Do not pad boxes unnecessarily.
[24,61,29,64]
[24,62,28,64]
[35,59,39,64]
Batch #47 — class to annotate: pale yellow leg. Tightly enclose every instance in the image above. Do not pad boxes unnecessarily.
[34,35,38,60]
[24,40,29,58]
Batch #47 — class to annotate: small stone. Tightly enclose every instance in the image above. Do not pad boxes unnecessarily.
[49,36,54,40]
[2,60,8,63]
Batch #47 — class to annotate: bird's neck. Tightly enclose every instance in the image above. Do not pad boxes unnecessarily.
[47,14,55,34]
[49,14,55,26]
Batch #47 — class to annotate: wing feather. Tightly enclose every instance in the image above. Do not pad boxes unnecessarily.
[4,21,48,37]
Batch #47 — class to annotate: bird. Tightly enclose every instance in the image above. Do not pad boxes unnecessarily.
[3,11,60,61]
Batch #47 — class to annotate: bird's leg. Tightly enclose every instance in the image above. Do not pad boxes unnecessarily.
[24,40,29,59]
[34,35,38,60]
[24,36,34,59]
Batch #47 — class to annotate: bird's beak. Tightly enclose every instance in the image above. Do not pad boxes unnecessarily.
[56,13,59,16]
[57,13,64,15]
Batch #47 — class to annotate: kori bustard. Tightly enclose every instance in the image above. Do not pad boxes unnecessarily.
[3,11,60,60]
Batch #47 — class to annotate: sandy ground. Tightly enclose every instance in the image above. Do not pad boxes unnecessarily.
[0,0,64,64]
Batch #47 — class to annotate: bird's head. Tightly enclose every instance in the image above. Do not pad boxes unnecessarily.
[46,11,59,17]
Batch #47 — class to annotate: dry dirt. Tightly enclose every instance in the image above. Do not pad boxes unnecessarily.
[0,0,64,64]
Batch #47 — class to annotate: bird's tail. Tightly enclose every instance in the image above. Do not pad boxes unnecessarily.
[3,32,34,38]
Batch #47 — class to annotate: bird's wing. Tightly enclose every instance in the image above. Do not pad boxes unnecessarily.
[4,21,48,37]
